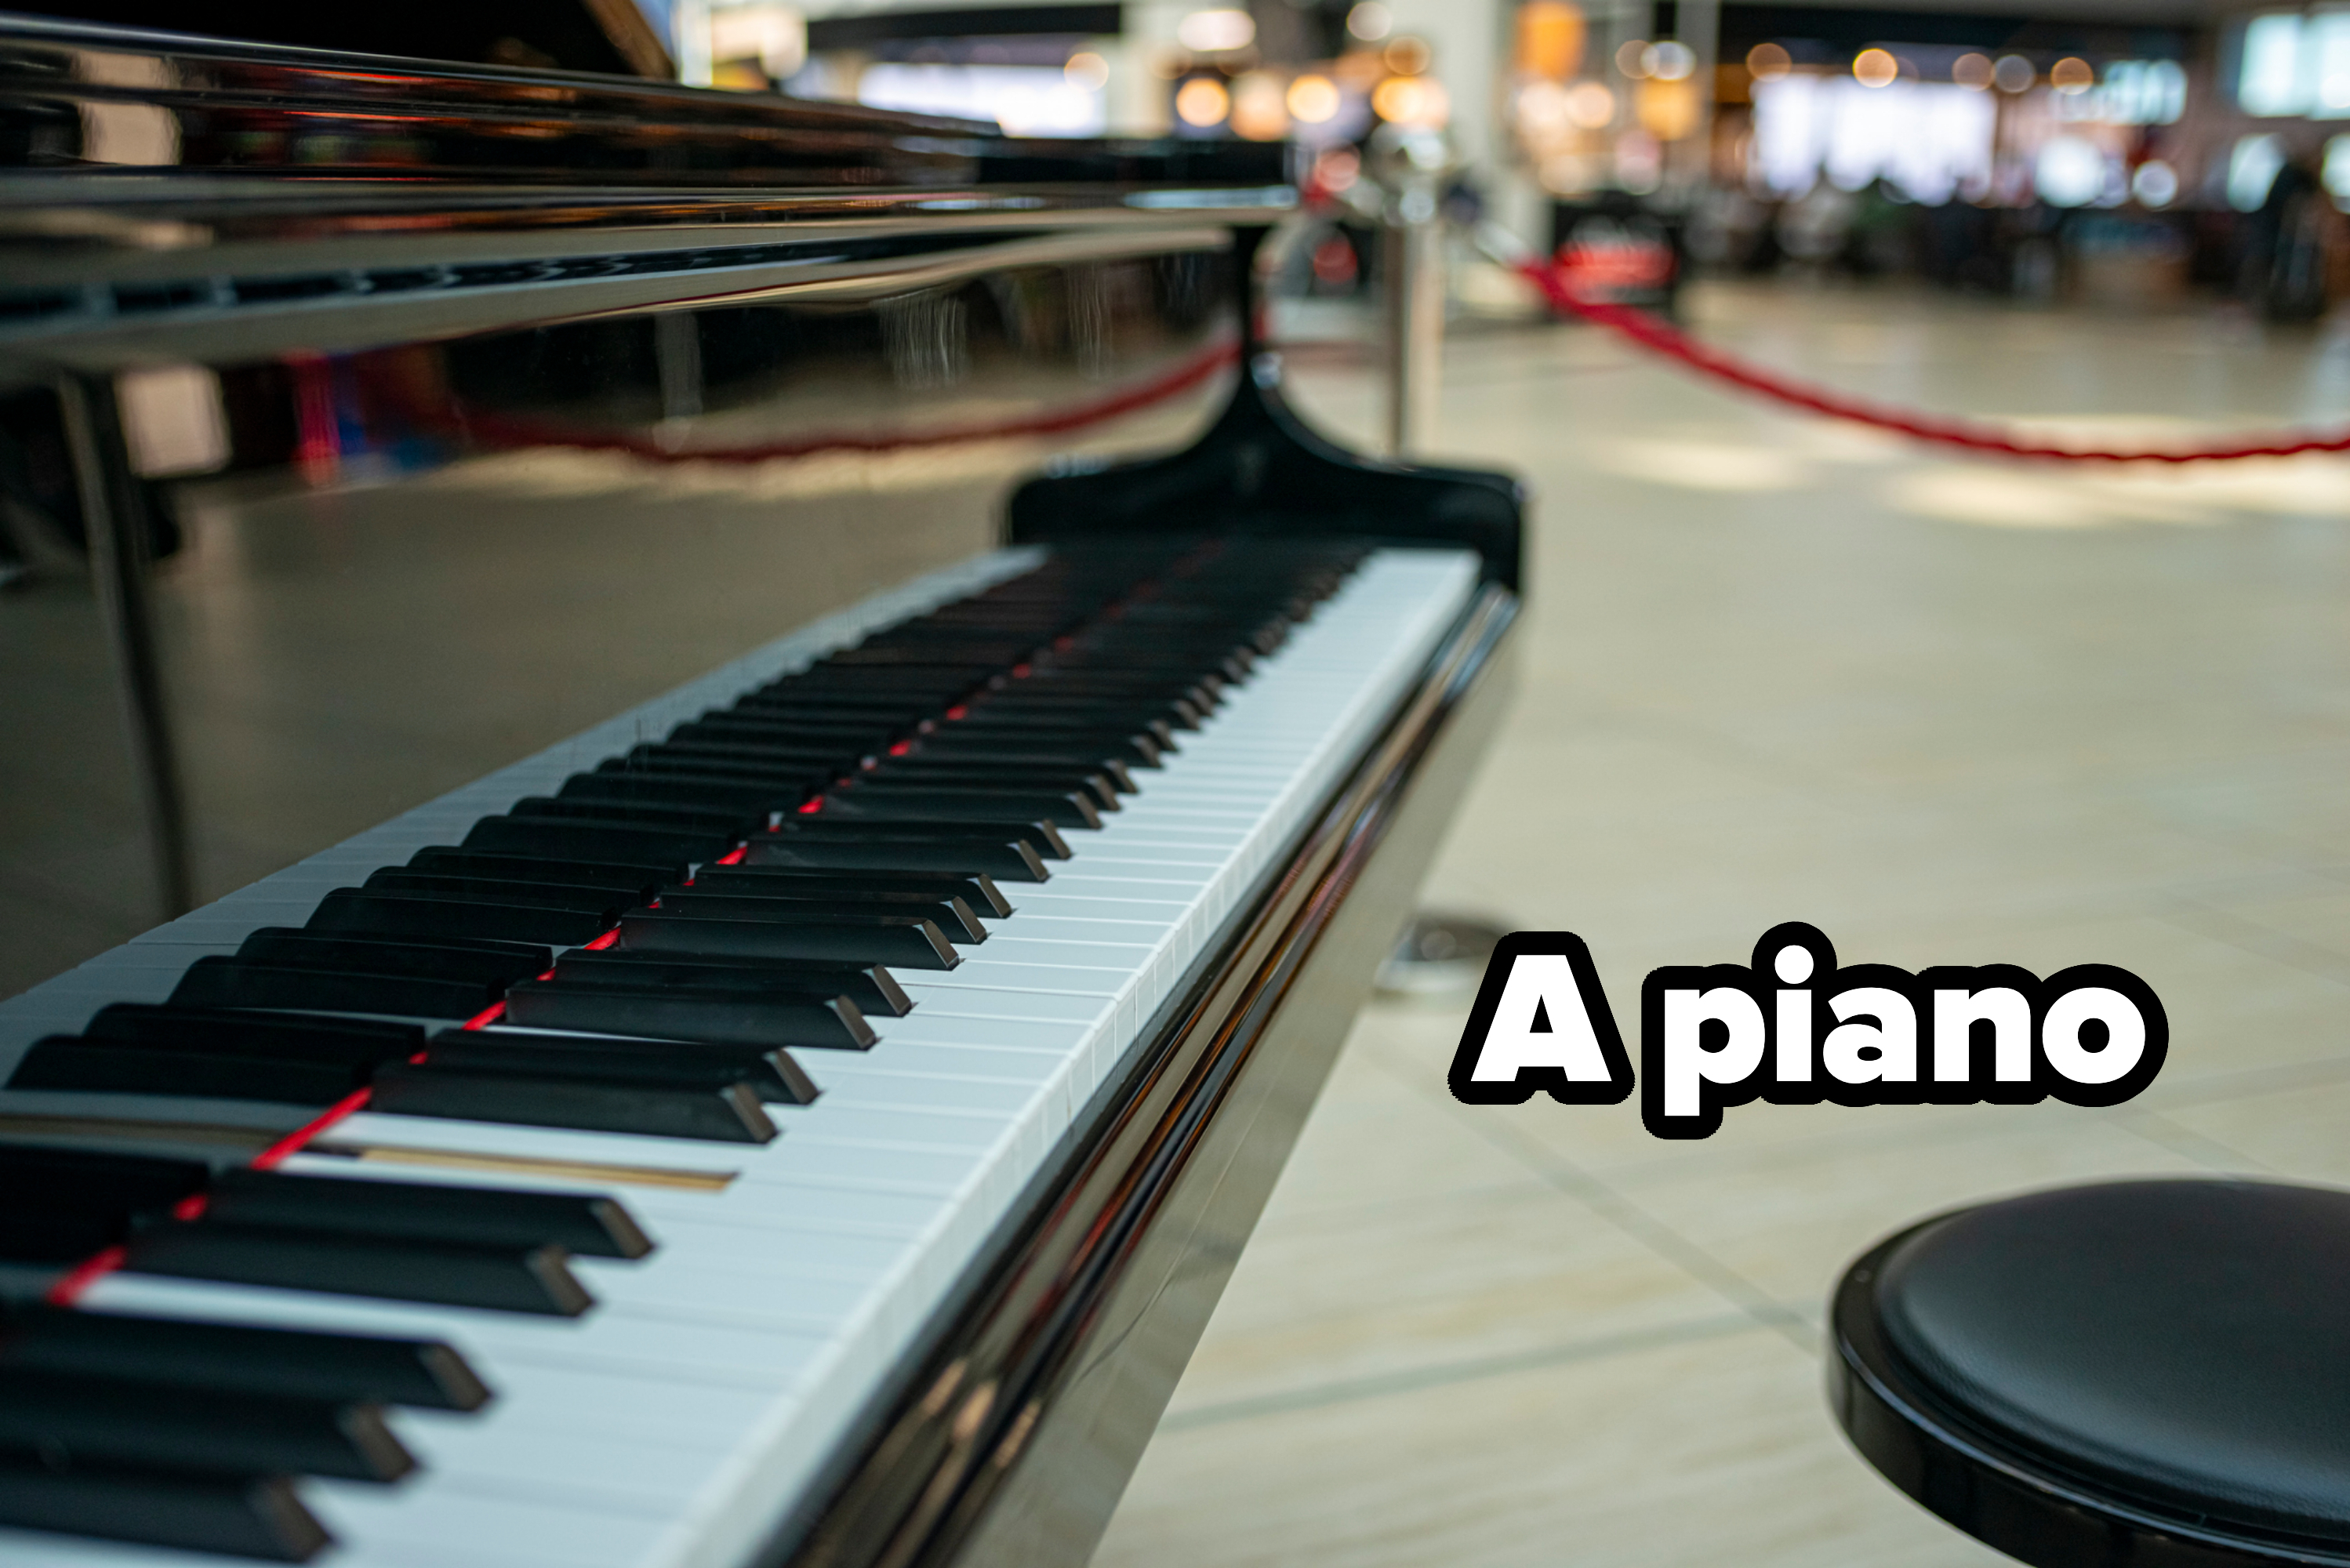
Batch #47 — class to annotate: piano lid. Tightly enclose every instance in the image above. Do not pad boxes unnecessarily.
[0,13,1288,190]
[0,15,1291,371]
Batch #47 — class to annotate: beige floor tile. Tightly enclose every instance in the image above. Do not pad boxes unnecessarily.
[2194,886,2350,969]
[1106,283,2350,1566]
[1171,1174,1738,1417]
[2153,1079,2350,1187]
[1620,1114,2210,1321]
[1259,1015,1553,1223]
[1099,1327,2007,1568]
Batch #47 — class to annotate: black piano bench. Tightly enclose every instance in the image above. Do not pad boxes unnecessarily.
[1828,1179,2350,1568]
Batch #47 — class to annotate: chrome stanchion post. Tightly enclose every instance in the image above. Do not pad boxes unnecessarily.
[1369,126,1455,459]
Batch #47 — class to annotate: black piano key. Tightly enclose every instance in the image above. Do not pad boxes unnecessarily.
[405,845,683,893]
[171,957,505,1021]
[738,830,1049,883]
[368,1065,775,1144]
[508,796,754,835]
[894,744,1139,791]
[656,888,989,945]
[202,1169,652,1259]
[0,1367,414,1483]
[596,756,835,792]
[85,1004,430,1062]
[1019,671,1222,709]
[462,815,734,866]
[617,910,961,970]
[0,1457,331,1561]
[895,739,1146,782]
[360,871,630,916]
[818,786,1102,831]
[859,757,1123,808]
[232,931,552,988]
[550,951,913,1017]
[503,975,874,1051]
[729,695,947,720]
[686,866,1013,919]
[784,653,1005,678]
[863,759,1124,809]
[304,890,615,948]
[556,771,806,816]
[425,1029,820,1104]
[913,728,1161,767]
[668,717,896,753]
[658,724,884,760]
[720,681,946,713]
[613,744,848,779]
[773,815,1070,860]
[822,640,1031,664]
[125,1223,596,1316]
[979,693,1201,730]
[9,1037,365,1104]
[0,1145,209,1261]
[0,1304,491,1411]
[946,710,1178,752]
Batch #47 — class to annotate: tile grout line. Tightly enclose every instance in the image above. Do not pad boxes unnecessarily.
[1155,1310,1767,1434]
[2154,896,2350,997]
[1395,1070,1818,1356]
[2112,1108,2277,1174]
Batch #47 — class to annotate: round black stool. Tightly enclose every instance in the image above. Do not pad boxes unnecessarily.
[1829,1179,2350,1568]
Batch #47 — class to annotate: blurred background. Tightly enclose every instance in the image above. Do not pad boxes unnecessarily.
[555,0,2349,322]
[31,0,2350,321]
[13,0,2350,1561]
[743,0,2348,327]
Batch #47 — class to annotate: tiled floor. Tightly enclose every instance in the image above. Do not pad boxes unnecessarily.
[1091,281,2350,1566]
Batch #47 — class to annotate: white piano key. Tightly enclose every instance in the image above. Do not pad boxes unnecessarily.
[325,1113,752,1177]
[0,546,1481,1568]
[304,1482,675,1567]
[1003,893,1193,917]
[807,1073,1044,1116]
[794,1041,1070,1083]
[862,1012,1095,1049]
[972,936,1161,967]
[79,1276,826,1391]
[888,987,1114,1026]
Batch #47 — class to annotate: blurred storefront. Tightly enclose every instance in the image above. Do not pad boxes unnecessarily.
[634,0,2350,318]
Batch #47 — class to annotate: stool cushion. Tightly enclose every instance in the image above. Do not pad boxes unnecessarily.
[1877,1179,2350,1540]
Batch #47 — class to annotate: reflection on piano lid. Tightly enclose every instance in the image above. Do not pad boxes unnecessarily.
[0,18,1523,1568]
[11,0,680,78]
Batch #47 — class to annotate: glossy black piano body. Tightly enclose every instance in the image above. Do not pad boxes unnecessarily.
[0,18,1521,1566]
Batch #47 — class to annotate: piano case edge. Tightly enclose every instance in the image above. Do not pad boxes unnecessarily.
[765,581,1522,1568]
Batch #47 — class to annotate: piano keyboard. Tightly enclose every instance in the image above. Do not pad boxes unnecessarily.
[0,539,1480,1568]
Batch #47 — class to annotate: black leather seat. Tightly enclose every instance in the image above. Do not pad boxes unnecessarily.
[1829,1179,2350,1568]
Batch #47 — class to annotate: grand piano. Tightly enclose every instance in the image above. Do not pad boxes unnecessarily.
[0,15,1521,1566]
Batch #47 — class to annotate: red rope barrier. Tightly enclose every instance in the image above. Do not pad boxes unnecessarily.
[1517,263,2350,465]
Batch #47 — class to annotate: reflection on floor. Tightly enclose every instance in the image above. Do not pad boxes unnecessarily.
[1093,281,2350,1566]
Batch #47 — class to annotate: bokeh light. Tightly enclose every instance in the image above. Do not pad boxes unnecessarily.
[1174,75,1231,125]
[1176,9,1255,53]
[1564,79,1616,127]
[1644,41,1695,81]
[1346,2,1391,42]
[1287,73,1341,122]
